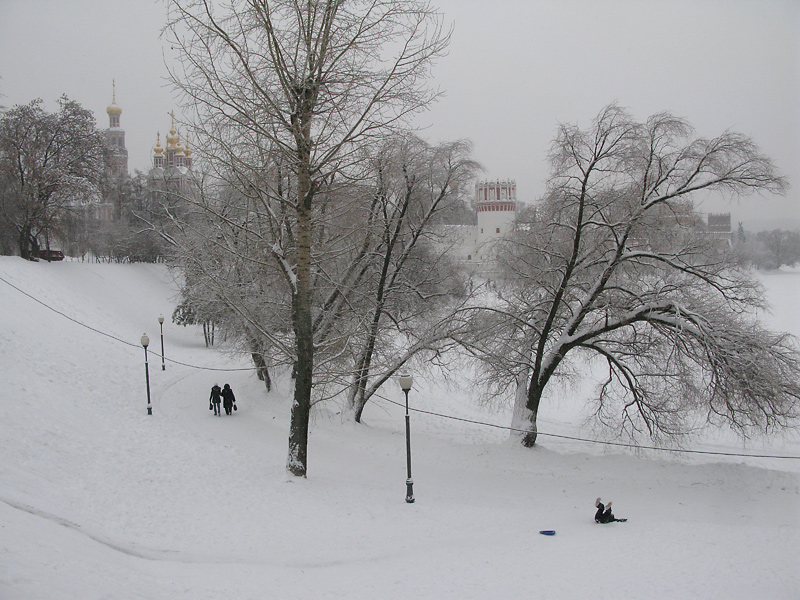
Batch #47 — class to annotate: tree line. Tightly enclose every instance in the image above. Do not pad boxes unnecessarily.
[0,98,171,262]
[734,226,800,270]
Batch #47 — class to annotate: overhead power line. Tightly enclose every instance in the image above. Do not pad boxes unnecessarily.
[0,273,253,371]
[369,395,800,461]
[2,272,799,460]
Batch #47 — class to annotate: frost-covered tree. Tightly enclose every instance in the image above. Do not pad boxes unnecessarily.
[169,176,294,375]
[166,0,449,476]
[754,229,800,270]
[0,97,106,259]
[345,134,478,421]
[460,105,800,446]
[166,133,476,421]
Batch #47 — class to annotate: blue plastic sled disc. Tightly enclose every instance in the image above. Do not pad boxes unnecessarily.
[539,530,556,536]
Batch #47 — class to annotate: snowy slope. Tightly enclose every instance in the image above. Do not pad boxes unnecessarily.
[0,257,798,599]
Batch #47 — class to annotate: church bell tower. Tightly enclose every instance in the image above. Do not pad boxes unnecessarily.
[104,80,128,179]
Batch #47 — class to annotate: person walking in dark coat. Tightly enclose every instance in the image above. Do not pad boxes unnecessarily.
[209,384,222,416]
[594,498,626,523]
[221,383,236,415]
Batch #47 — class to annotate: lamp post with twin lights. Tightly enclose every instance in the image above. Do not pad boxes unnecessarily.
[399,373,415,503]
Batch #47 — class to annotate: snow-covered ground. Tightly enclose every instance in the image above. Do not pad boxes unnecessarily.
[0,256,798,599]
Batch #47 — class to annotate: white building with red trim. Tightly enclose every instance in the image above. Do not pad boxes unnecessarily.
[466,179,517,264]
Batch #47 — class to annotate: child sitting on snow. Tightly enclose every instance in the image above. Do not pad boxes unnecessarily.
[595,498,627,523]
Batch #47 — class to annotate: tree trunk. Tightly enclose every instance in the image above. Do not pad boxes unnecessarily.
[43,223,51,262]
[288,198,313,476]
[353,390,367,423]
[286,96,314,477]
[251,350,272,392]
[510,370,534,442]
[521,379,544,447]
[350,321,380,423]
[18,226,32,260]
[348,199,399,422]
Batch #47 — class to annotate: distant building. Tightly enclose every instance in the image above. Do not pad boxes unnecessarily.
[707,212,732,241]
[455,180,730,281]
[93,82,130,222]
[148,112,196,208]
[104,81,128,180]
[465,180,517,264]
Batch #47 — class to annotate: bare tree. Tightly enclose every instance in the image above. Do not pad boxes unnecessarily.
[166,0,449,476]
[170,177,296,371]
[753,229,800,270]
[166,133,476,418]
[461,105,800,446]
[345,134,477,421]
[0,97,106,259]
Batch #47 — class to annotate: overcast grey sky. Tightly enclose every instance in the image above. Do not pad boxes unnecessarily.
[1,0,798,229]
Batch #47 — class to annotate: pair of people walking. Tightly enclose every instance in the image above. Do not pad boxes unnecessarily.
[209,383,236,416]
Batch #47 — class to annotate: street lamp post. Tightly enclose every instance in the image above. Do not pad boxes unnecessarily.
[158,315,165,371]
[141,333,152,415]
[399,373,415,503]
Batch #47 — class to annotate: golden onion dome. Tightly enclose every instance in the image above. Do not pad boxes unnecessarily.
[107,80,122,116]
[166,128,179,149]
[165,110,180,148]
[153,133,163,155]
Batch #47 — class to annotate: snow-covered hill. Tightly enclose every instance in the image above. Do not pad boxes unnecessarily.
[0,257,798,599]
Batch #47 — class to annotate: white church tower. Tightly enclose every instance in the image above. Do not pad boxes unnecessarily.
[104,81,128,180]
[470,179,517,262]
